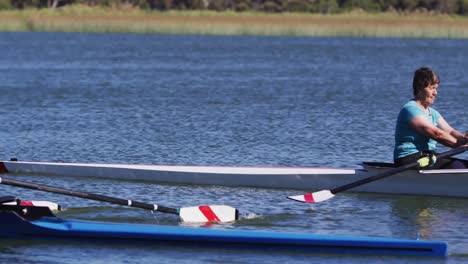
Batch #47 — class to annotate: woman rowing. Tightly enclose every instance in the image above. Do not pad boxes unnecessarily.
[394,67,468,169]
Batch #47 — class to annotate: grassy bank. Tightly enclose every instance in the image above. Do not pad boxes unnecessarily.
[2,5,468,38]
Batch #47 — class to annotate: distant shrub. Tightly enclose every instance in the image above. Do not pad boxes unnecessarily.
[437,0,459,14]
[137,0,150,9]
[147,0,171,10]
[394,0,418,11]
[285,0,310,12]
[100,0,121,7]
[20,0,43,8]
[0,0,12,9]
[188,0,206,9]
[235,1,251,12]
[460,0,468,14]
[340,0,383,12]
[261,1,282,12]
[3,0,468,15]
[207,0,225,11]
[311,0,339,13]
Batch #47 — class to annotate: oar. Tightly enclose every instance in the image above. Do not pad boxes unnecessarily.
[0,177,238,223]
[288,146,468,203]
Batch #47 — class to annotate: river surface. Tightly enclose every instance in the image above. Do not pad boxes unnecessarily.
[0,32,467,263]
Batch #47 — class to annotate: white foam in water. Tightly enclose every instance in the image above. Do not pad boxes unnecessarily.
[242,213,262,220]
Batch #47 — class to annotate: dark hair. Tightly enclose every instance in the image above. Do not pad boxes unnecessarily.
[413,67,440,97]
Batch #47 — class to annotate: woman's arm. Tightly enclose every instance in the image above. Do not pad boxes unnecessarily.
[437,117,468,145]
[409,115,464,148]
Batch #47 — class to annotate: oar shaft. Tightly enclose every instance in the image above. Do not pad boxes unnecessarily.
[331,146,468,194]
[0,177,178,215]
[435,146,468,159]
[331,161,420,194]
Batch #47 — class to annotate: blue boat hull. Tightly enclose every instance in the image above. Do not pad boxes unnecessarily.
[0,210,447,257]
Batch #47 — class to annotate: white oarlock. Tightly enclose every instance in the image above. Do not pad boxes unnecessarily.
[4,200,62,211]
[179,205,237,223]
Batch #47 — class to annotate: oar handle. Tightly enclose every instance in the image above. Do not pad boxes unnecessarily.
[331,146,468,194]
[0,177,178,215]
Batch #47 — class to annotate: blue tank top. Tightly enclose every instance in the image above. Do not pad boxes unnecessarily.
[394,100,441,160]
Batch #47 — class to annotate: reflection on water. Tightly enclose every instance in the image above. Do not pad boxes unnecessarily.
[390,196,468,250]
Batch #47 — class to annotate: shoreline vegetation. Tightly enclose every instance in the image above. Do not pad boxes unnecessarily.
[2,5,468,38]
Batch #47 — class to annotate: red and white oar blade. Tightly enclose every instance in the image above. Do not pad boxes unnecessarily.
[4,200,62,211]
[287,190,335,204]
[179,205,238,223]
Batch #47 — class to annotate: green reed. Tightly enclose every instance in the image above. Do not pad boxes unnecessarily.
[2,6,468,38]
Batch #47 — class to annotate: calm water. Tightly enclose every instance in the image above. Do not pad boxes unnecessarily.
[0,32,467,263]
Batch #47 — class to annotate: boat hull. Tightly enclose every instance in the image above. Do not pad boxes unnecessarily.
[0,210,447,257]
[2,160,468,198]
